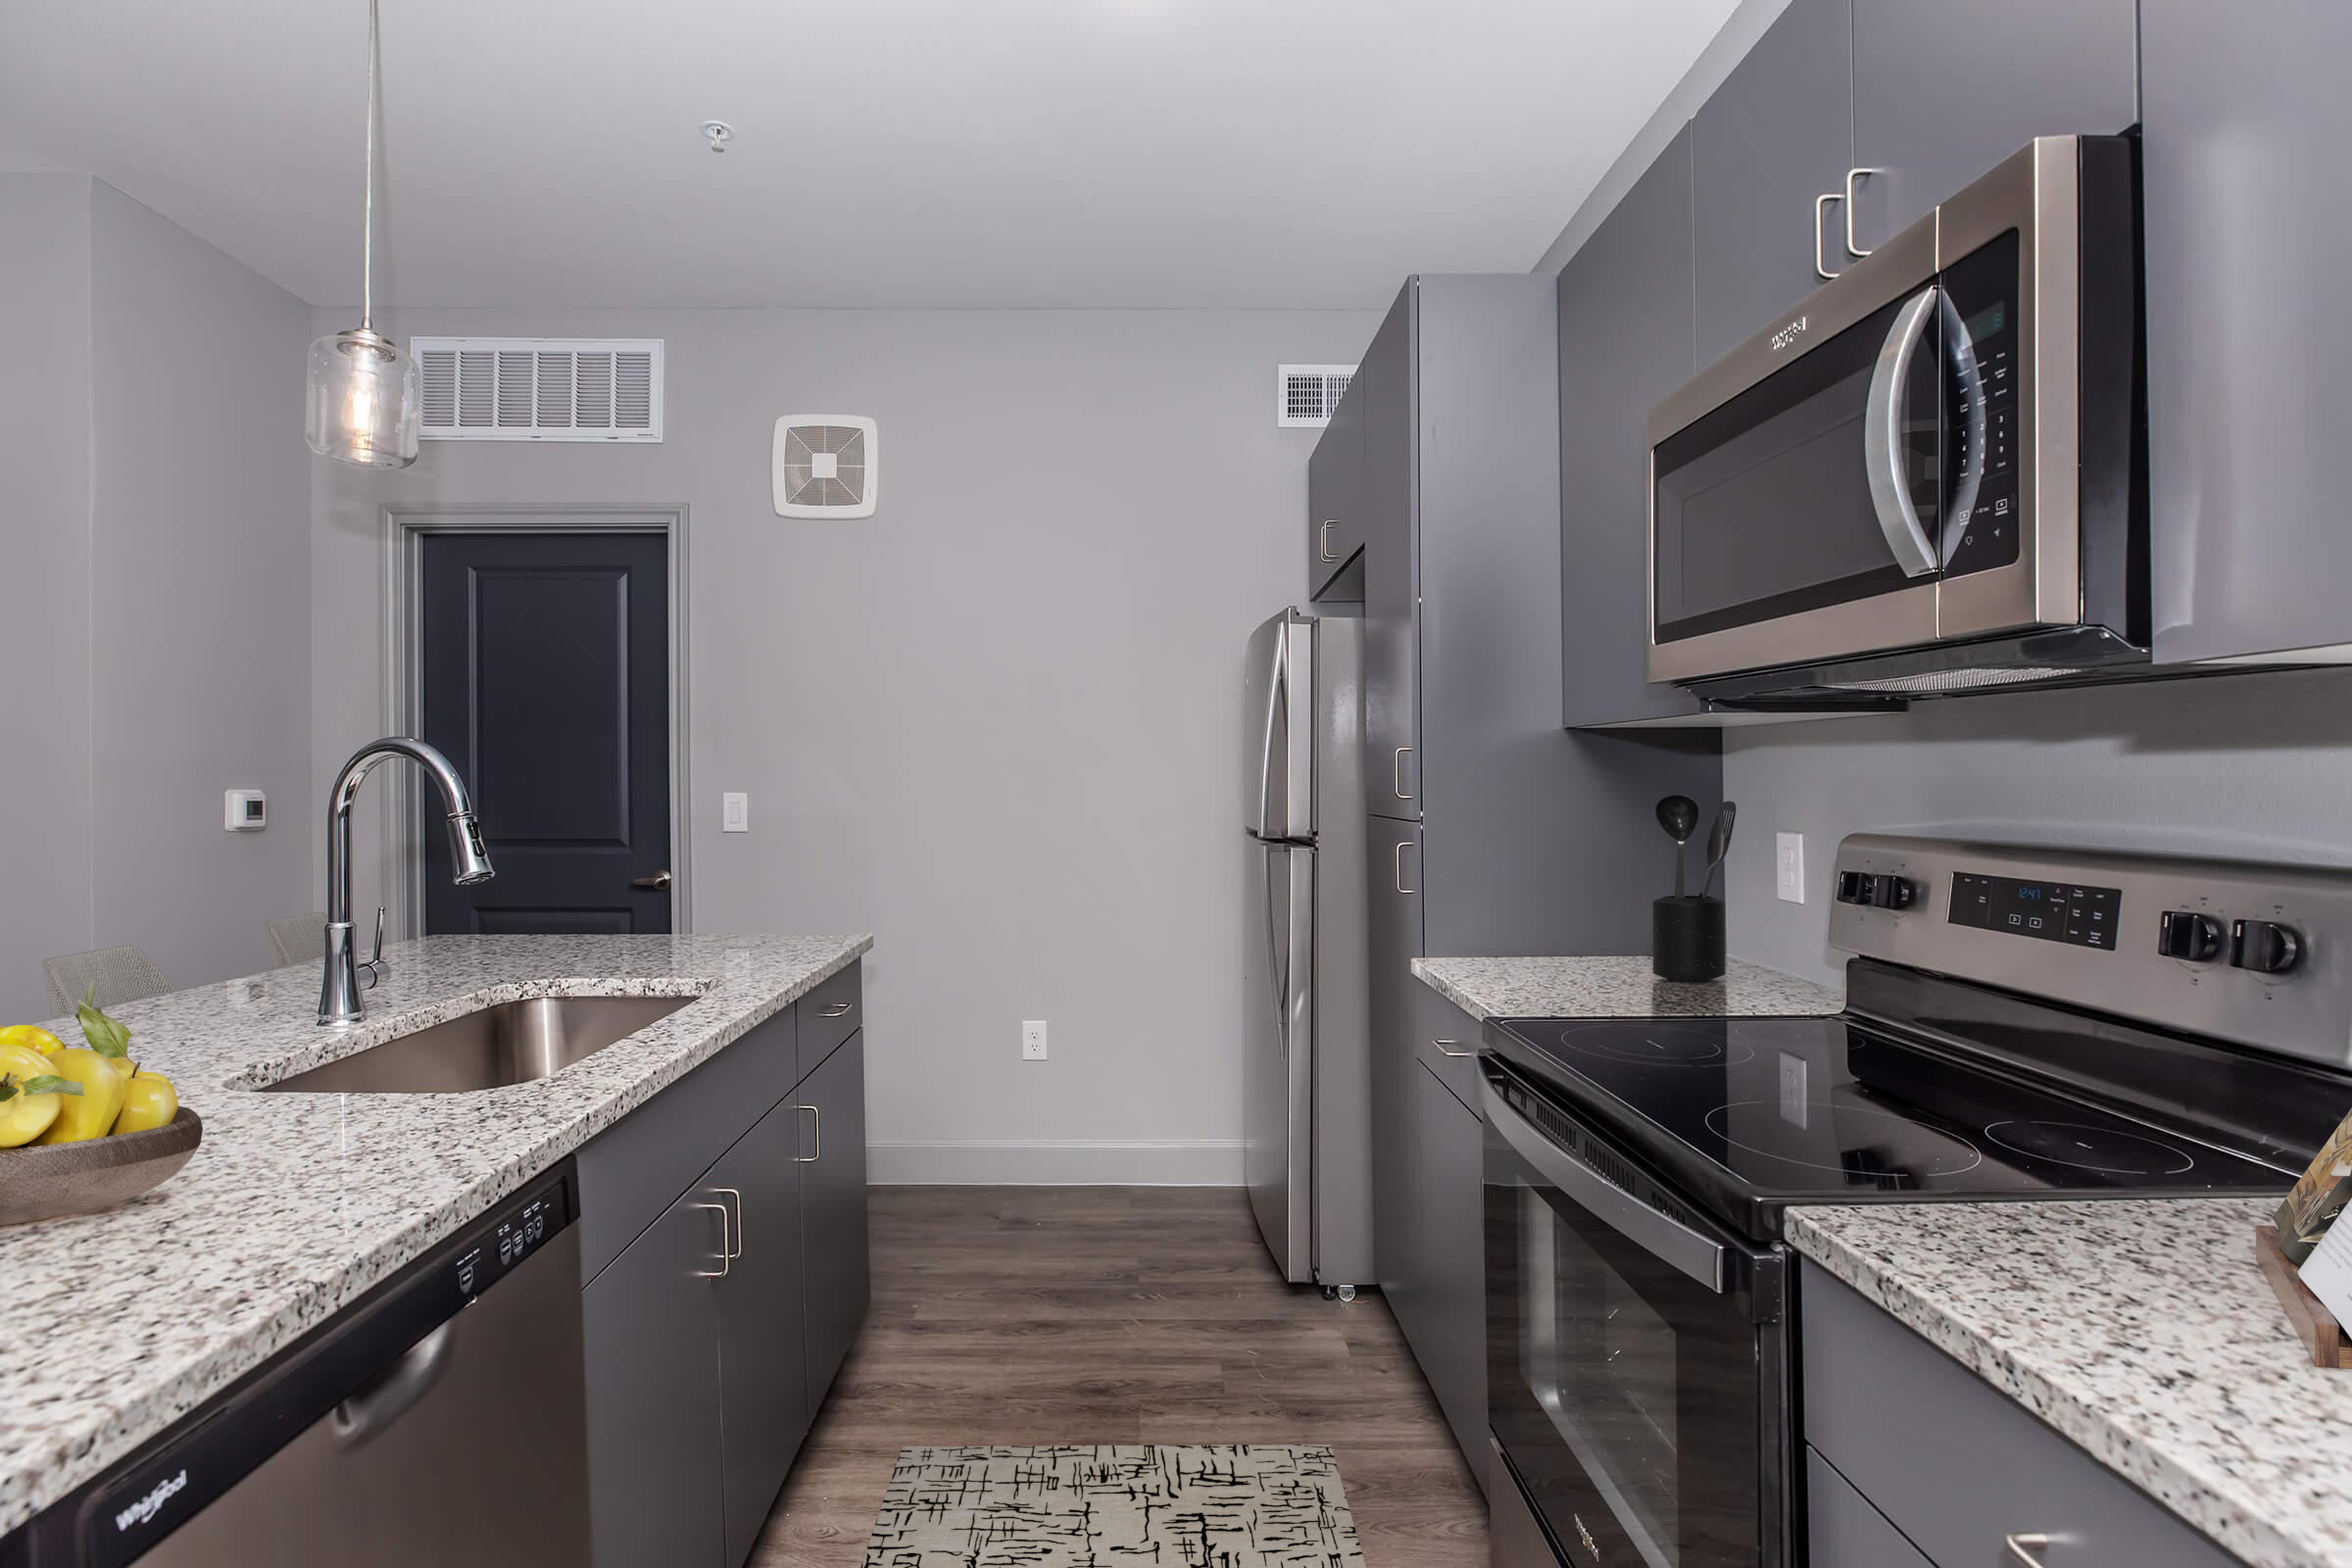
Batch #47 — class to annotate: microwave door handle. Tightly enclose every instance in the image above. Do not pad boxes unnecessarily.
[1864,285,1941,578]
[1481,1078,1728,1294]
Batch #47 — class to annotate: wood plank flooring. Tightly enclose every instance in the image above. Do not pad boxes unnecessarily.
[753,1185,1489,1566]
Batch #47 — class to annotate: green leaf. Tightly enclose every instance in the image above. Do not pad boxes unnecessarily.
[76,982,131,1059]
[0,1074,15,1103]
[22,1075,80,1097]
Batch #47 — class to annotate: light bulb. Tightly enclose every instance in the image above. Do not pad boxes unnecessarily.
[306,328,419,467]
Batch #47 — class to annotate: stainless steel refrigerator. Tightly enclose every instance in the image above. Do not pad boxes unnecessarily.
[1242,607,1372,1291]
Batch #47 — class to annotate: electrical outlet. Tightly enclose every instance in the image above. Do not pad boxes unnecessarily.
[722,792,749,833]
[1778,1052,1809,1127]
[1776,832,1805,904]
[1021,1019,1049,1061]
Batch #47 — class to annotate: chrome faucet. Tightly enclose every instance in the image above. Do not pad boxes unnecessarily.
[319,737,494,1025]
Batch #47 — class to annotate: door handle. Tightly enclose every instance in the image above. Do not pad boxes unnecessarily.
[1863,286,1941,578]
[1318,519,1339,562]
[1393,747,1414,803]
[1843,166,1881,258]
[691,1201,731,1277]
[712,1186,744,1259]
[797,1102,821,1163]
[1813,191,1844,280]
[331,1321,455,1448]
[2004,1535,2051,1566]
[631,869,673,890]
[1394,841,1417,896]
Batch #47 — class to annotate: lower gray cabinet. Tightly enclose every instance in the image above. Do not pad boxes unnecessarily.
[1370,818,1425,1327]
[1411,1057,1486,1492]
[799,1031,870,1407]
[712,1099,810,1566]
[584,1189,729,1568]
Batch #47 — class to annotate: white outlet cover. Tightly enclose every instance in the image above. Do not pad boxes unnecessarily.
[721,792,749,833]
[1021,1019,1049,1060]
[1776,832,1805,904]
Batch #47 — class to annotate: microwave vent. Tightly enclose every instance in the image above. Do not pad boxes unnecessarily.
[1827,664,2084,695]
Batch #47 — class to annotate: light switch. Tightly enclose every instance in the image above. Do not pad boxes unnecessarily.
[721,792,749,833]
[1776,832,1805,904]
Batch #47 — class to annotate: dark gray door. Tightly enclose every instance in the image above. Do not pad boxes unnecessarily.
[1692,0,1853,363]
[419,531,671,934]
[800,1032,870,1409]
[1413,1056,1487,1490]
[1308,377,1363,597]
[1358,285,1421,821]
[1368,815,1424,1324]
[713,1098,808,1566]
[584,1188,726,1568]
[1847,0,2136,254]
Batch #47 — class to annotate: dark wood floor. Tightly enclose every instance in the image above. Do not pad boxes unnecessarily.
[753,1185,1489,1566]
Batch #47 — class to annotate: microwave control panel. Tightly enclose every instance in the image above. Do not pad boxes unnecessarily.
[1938,228,2022,579]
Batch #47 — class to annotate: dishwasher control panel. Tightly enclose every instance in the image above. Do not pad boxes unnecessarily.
[454,1186,565,1301]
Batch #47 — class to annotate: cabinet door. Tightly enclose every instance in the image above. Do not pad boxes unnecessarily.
[1308,380,1362,598]
[1692,0,1852,365]
[1368,816,1426,1327]
[1413,974,1481,1112]
[1359,284,1422,819]
[2142,1,2352,663]
[1559,128,1706,727]
[711,1100,809,1567]
[584,1190,728,1568]
[1848,0,2136,254]
[1413,1059,1488,1491]
[800,1031,870,1409]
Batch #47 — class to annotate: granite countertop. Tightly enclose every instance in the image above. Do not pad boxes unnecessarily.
[1788,1198,2352,1568]
[0,930,870,1537]
[1411,954,1841,1021]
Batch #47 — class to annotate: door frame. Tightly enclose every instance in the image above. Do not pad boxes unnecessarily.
[378,505,694,939]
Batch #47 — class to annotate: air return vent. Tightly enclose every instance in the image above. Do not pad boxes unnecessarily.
[1278,364,1357,428]
[413,338,663,442]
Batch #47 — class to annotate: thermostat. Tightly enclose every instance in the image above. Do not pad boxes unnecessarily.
[223,790,268,831]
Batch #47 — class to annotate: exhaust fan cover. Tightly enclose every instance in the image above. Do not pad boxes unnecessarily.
[772,416,878,518]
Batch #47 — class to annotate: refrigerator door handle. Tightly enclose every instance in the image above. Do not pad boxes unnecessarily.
[1262,848,1290,1059]
[1254,619,1288,839]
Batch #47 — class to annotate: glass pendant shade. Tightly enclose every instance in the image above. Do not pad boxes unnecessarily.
[306,326,419,467]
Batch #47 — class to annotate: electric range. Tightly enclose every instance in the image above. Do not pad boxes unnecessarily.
[1483,834,2352,1568]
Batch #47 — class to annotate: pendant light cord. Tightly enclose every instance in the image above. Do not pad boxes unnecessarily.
[361,0,379,332]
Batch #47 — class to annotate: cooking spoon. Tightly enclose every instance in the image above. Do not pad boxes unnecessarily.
[1656,795,1699,898]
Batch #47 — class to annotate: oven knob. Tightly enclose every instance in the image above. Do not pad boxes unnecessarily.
[1867,875,1917,911]
[2157,910,2225,962]
[2230,918,2303,976]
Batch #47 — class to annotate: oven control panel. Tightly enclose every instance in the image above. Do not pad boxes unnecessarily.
[1829,834,2352,1070]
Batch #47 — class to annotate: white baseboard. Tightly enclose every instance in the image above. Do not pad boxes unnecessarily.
[866,1139,1245,1186]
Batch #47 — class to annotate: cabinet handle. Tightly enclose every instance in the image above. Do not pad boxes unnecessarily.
[1393,746,1414,803]
[692,1201,731,1278]
[797,1102,821,1163]
[1844,166,1881,258]
[1813,192,1844,280]
[1319,519,1339,562]
[2003,1535,2051,1567]
[1394,841,1417,896]
[712,1186,744,1259]
[819,1001,853,1018]
[1431,1038,1473,1058]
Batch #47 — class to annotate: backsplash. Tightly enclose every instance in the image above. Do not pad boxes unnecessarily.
[1722,666,2352,987]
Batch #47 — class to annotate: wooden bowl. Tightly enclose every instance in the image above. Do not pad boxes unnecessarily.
[0,1108,203,1226]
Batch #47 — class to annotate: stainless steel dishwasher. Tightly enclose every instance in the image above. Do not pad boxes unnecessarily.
[17,1162,591,1567]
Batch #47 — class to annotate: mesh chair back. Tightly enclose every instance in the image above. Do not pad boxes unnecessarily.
[267,912,330,970]
[42,947,172,1016]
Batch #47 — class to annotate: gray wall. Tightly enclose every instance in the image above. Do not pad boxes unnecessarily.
[1722,668,2352,987]
[311,305,1378,1181]
[0,175,313,1020]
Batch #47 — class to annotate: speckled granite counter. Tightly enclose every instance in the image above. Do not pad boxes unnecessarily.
[1411,954,1840,1021]
[0,931,869,1537]
[1788,1198,2352,1568]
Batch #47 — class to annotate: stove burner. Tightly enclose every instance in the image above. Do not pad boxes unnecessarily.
[1982,1120,2197,1177]
[1702,1102,1985,1177]
[1555,1022,1755,1069]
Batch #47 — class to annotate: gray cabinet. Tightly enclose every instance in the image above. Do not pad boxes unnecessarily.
[712,1100,809,1566]
[1801,1261,2240,1568]
[1560,129,1706,727]
[1410,1057,1485,1489]
[1692,0,1852,365]
[1369,816,1424,1341]
[799,1030,870,1408]
[1308,377,1364,598]
[1357,290,1420,820]
[2141,1,2352,663]
[1846,0,2136,255]
[585,1188,728,1568]
[1805,1447,1933,1568]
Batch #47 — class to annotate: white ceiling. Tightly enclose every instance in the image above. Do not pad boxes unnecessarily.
[0,0,1737,311]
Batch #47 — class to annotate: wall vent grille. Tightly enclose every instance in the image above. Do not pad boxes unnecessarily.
[1278,364,1357,428]
[414,337,663,442]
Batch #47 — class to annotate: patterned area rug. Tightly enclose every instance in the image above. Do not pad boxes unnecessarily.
[861,1445,1367,1566]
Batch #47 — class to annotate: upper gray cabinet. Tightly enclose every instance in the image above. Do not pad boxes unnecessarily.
[2141,1,2352,663]
[1357,288,1421,818]
[1846,0,2137,254]
[1692,0,1853,366]
[1308,377,1364,598]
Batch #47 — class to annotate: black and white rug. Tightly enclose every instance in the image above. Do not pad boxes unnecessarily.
[861,1445,1367,1566]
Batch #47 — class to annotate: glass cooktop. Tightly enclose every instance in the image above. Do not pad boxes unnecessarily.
[1491,1014,2295,1209]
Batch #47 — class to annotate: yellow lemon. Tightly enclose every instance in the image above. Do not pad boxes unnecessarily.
[0,1025,64,1057]
[34,1048,127,1144]
[112,1068,178,1136]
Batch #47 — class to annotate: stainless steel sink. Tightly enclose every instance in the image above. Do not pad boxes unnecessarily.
[263,995,694,1094]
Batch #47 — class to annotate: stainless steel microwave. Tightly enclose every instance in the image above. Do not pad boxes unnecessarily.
[1645,136,2144,702]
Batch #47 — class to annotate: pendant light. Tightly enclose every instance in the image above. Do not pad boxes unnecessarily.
[305,0,418,466]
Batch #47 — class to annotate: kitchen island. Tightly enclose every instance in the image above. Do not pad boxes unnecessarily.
[0,931,869,1540]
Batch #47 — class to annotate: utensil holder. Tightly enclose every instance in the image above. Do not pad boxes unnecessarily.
[1652,896,1726,983]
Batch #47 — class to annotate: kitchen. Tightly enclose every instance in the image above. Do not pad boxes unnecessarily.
[4,1,2352,1565]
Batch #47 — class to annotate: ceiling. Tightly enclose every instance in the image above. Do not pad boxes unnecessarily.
[0,0,1738,311]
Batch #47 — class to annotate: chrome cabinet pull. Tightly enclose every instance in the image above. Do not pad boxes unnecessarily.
[1814,192,1844,279]
[1394,841,1417,896]
[2004,1534,2051,1566]
[630,868,673,890]
[1431,1038,1473,1058]
[797,1102,821,1163]
[692,1201,731,1278]
[1844,166,1881,258]
[819,1001,853,1018]
[1318,519,1339,562]
[1393,746,1414,803]
[712,1186,744,1259]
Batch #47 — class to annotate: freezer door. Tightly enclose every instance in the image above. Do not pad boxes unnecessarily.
[1245,838,1315,1282]
[1244,609,1316,840]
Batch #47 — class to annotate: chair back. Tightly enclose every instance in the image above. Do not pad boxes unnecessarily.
[41,947,172,1016]
[266,912,330,970]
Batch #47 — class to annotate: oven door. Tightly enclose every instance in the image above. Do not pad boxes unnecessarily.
[1483,1069,1788,1568]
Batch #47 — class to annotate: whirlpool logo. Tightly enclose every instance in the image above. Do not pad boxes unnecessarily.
[1770,315,1809,352]
[114,1469,187,1534]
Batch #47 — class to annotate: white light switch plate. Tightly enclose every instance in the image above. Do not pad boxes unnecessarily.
[721,792,749,833]
[1021,1020,1049,1061]
[1776,832,1805,904]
